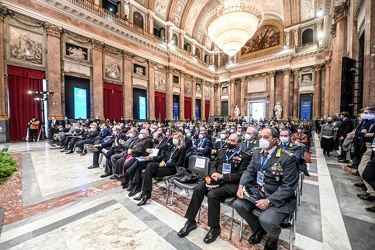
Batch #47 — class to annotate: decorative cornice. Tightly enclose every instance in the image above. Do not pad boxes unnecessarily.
[122,51,132,60]
[90,39,104,51]
[314,64,323,71]
[268,71,276,77]
[103,44,123,55]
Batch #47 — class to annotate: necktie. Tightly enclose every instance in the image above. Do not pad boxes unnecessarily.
[264,151,269,158]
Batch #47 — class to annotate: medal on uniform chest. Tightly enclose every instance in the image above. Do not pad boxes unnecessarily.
[275,176,280,181]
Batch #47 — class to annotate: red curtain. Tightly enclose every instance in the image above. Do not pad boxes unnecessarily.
[103,82,123,121]
[155,92,166,122]
[205,100,210,121]
[8,65,45,142]
[184,97,192,120]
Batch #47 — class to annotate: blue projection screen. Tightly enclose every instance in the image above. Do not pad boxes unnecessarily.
[74,87,87,119]
[139,96,146,119]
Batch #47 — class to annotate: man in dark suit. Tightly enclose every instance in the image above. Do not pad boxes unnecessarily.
[336,111,354,163]
[177,133,251,244]
[234,128,299,250]
[211,130,230,159]
[190,129,212,157]
[240,127,259,155]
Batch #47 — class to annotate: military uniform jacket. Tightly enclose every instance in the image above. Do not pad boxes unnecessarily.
[210,148,251,184]
[239,146,299,214]
[240,139,259,155]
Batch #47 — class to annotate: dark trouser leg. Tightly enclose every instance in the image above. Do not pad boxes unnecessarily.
[363,159,375,190]
[93,150,101,166]
[104,158,113,175]
[184,182,209,221]
[141,163,160,193]
[114,156,126,174]
[134,162,147,187]
[67,137,78,150]
[207,183,238,228]
[259,207,289,242]
[339,139,346,160]
[234,198,261,232]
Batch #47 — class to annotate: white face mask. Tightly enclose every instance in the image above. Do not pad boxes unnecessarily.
[297,129,302,133]
[245,134,252,141]
[237,132,242,136]
[280,136,289,144]
[220,134,226,140]
[172,138,179,145]
[363,114,375,120]
[199,134,204,139]
[259,139,270,149]
[138,134,144,139]
[128,133,134,138]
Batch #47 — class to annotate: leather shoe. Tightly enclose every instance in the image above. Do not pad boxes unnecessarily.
[100,173,111,178]
[360,195,375,201]
[127,181,135,192]
[248,227,266,244]
[365,206,375,212]
[203,227,221,244]
[354,182,365,187]
[362,187,368,192]
[137,193,151,206]
[65,150,73,154]
[338,159,349,163]
[109,175,116,180]
[128,186,141,197]
[264,238,278,250]
[357,193,370,198]
[88,165,99,169]
[133,192,144,201]
[177,220,197,238]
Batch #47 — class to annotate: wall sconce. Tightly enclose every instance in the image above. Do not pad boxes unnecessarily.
[53,102,58,106]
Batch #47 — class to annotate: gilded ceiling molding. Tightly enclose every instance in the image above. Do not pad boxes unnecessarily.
[180,0,196,31]
[191,0,215,41]
[167,0,178,22]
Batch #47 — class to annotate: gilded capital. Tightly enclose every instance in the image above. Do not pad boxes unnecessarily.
[122,50,132,60]
[282,68,291,75]
[333,3,348,23]
[45,23,62,37]
[240,76,246,83]
[292,68,300,75]
[314,64,323,71]
[91,39,104,51]
[148,60,156,68]
[268,71,276,77]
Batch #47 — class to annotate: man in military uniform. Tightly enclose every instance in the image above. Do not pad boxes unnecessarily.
[177,133,251,244]
[234,128,299,250]
[241,126,259,155]
[211,130,230,159]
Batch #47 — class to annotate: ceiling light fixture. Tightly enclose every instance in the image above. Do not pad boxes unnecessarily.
[205,0,264,57]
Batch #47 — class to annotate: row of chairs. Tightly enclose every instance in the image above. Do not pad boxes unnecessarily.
[164,155,302,249]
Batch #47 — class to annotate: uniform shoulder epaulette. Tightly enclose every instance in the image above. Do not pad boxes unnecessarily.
[253,147,262,151]
[239,150,250,156]
[281,149,295,157]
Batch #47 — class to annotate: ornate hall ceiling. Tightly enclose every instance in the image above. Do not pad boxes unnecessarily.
[133,0,287,49]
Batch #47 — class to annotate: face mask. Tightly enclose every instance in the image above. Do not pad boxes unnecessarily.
[199,134,204,139]
[297,129,302,133]
[327,121,332,124]
[153,139,159,144]
[237,132,242,136]
[138,134,144,139]
[280,136,289,144]
[150,128,154,133]
[367,114,375,120]
[128,133,134,138]
[245,134,252,141]
[220,134,226,140]
[227,143,236,149]
[172,138,179,145]
[230,129,235,133]
[166,132,170,137]
[259,139,270,149]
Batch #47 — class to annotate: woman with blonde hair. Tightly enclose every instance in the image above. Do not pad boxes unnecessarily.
[136,132,186,206]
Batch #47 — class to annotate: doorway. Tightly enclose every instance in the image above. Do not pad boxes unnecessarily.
[249,102,264,121]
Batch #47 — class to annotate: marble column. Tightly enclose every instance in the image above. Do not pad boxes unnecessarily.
[282,69,291,120]
[210,83,215,116]
[229,79,235,117]
[324,61,331,116]
[201,83,206,120]
[268,71,275,119]
[330,3,348,113]
[91,39,104,120]
[292,68,300,119]
[179,73,185,120]
[147,11,154,34]
[314,64,322,119]
[0,8,7,121]
[216,83,222,116]
[240,77,246,118]
[148,60,156,121]
[166,67,173,120]
[45,23,63,120]
[123,51,133,120]
[191,79,196,120]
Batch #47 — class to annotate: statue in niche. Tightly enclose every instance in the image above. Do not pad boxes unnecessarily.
[234,105,240,117]
[274,102,282,119]
[135,67,144,75]
[123,0,130,20]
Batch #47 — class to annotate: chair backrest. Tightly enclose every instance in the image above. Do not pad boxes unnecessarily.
[187,155,210,178]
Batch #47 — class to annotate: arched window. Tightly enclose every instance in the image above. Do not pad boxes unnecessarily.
[222,54,229,65]
[195,48,201,59]
[133,11,144,29]
[184,42,191,52]
[302,29,314,45]
[204,54,210,64]
[172,33,178,46]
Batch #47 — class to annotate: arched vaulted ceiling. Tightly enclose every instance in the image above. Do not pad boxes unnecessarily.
[135,0,286,49]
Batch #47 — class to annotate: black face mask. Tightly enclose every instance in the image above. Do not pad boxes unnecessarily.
[153,139,159,144]
[327,121,332,124]
[227,143,237,149]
